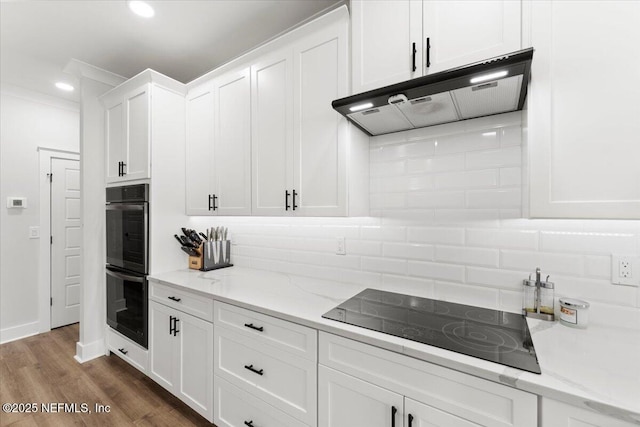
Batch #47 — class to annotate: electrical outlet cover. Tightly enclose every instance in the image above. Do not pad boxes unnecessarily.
[612,255,640,287]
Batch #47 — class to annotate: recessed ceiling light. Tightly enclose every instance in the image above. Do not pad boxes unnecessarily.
[55,82,74,92]
[128,1,155,18]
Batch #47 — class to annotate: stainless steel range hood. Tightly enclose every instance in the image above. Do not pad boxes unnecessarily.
[332,48,533,136]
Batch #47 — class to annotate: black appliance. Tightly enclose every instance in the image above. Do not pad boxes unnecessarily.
[106,184,149,348]
[322,288,541,374]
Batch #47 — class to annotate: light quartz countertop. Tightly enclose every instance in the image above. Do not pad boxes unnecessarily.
[149,266,640,424]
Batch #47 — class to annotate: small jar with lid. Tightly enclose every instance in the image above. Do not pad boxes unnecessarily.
[523,279,537,313]
[559,298,590,328]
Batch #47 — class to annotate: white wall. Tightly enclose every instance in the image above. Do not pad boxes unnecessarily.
[188,112,640,329]
[0,84,79,342]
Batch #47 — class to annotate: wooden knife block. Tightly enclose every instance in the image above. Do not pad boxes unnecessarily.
[188,244,203,270]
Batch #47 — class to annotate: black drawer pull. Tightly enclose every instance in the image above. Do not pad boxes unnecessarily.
[244,323,264,332]
[168,296,181,302]
[285,190,290,211]
[244,421,254,427]
[391,406,397,427]
[118,348,128,355]
[408,413,414,427]
[244,364,264,376]
[412,42,417,72]
[426,37,431,68]
[121,162,127,175]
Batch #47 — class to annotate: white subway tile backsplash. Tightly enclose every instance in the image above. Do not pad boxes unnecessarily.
[288,251,361,269]
[361,226,406,242]
[499,167,522,187]
[347,239,383,256]
[408,226,465,245]
[383,242,435,261]
[370,159,406,177]
[362,256,407,274]
[540,231,638,255]
[499,289,524,313]
[435,130,499,155]
[436,246,499,267]
[434,282,500,309]
[370,193,407,210]
[371,175,433,193]
[555,276,638,307]
[466,189,521,209]
[434,209,501,227]
[499,126,522,147]
[407,154,465,174]
[465,146,521,170]
[408,261,465,282]
[408,190,466,209]
[380,275,435,298]
[434,169,498,190]
[584,255,612,279]
[500,250,584,276]
[466,267,527,290]
[466,228,538,250]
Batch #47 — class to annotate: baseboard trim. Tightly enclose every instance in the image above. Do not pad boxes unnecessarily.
[74,338,106,363]
[0,321,40,344]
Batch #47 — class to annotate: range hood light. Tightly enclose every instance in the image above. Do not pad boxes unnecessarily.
[470,70,508,84]
[349,102,374,112]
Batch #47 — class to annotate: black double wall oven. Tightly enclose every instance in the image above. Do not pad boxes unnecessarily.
[106,184,149,348]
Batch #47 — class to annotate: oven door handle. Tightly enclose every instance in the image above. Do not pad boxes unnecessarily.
[106,204,145,211]
[106,268,145,283]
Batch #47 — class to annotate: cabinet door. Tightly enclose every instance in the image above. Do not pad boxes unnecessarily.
[185,84,216,216]
[251,49,294,216]
[123,83,151,181]
[422,1,521,74]
[148,301,178,392]
[319,365,403,427]
[105,98,125,184]
[176,311,214,422]
[541,398,637,427]
[405,398,481,427]
[213,67,252,215]
[292,17,348,216]
[352,0,423,93]
[528,1,640,218]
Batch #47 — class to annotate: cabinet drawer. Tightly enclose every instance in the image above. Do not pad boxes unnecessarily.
[214,301,317,361]
[215,325,317,426]
[106,327,148,373]
[214,375,307,427]
[149,280,213,322]
[319,332,536,427]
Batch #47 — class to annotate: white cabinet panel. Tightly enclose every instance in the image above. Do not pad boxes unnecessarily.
[149,301,177,391]
[352,0,423,93]
[105,100,124,182]
[528,0,640,218]
[106,327,148,374]
[406,397,481,427]
[124,84,150,180]
[318,365,404,427]
[185,84,215,216]
[251,50,294,216]
[213,67,252,215]
[541,398,637,427]
[423,1,521,74]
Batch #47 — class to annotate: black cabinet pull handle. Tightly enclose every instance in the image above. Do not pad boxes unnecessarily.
[426,37,431,68]
[408,413,414,427]
[118,348,128,355]
[173,318,180,336]
[292,189,298,211]
[118,161,122,176]
[244,364,264,376]
[391,406,397,427]
[121,162,126,175]
[244,421,254,427]
[169,315,175,335]
[244,323,264,332]
[168,296,181,302]
[285,190,290,211]
[213,194,218,211]
[208,194,213,211]
[412,42,417,72]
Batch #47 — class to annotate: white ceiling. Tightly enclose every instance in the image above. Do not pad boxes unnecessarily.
[0,0,342,102]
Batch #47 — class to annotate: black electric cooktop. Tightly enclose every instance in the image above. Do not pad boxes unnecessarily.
[322,289,541,374]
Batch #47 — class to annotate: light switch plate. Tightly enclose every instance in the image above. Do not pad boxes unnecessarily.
[336,237,346,255]
[612,255,640,287]
[29,226,40,239]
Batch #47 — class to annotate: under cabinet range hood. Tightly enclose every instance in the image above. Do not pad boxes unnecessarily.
[332,48,533,136]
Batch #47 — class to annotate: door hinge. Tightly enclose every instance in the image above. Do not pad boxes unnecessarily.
[50,297,53,306]
[46,173,53,182]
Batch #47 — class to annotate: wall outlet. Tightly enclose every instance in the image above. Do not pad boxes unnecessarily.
[29,226,40,239]
[612,255,640,287]
[336,237,346,255]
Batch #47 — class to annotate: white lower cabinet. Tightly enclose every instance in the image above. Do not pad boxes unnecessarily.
[148,300,214,422]
[541,398,637,427]
[319,332,537,427]
[105,327,148,374]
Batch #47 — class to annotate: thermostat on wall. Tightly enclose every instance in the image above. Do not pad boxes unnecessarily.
[7,197,27,209]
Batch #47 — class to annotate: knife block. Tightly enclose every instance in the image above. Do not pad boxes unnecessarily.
[188,244,203,270]
[201,240,233,271]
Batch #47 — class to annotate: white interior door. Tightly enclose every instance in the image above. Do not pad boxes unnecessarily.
[50,158,81,329]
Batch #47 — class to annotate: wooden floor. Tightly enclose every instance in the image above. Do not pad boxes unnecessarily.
[0,324,212,426]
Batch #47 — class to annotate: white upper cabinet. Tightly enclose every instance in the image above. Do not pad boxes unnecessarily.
[351,0,522,93]
[185,67,252,216]
[352,0,423,93]
[528,0,640,219]
[104,83,151,183]
[251,49,294,216]
[422,0,521,74]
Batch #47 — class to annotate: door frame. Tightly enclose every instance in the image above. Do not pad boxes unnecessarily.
[37,147,80,333]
